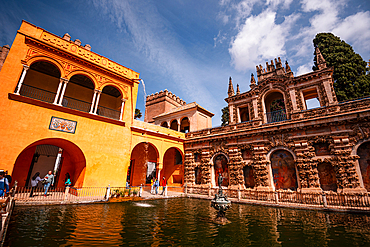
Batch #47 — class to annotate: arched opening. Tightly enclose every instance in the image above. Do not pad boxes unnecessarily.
[317,162,337,192]
[12,138,86,188]
[239,106,250,122]
[161,122,168,128]
[180,117,190,133]
[194,166,201,185]
[270,150,298,190]
[20,61,61,103]
[213,154,229,187]
[243,165,255,188]
[129,142,158,186]
[264,91,287,123]
[62,74,95,113]
[162,148,184,186]
[357,142,370,191]
[170,120,178,131]
[98,85,122,120]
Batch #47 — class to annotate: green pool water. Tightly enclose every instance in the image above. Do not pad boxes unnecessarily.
[5,198,370,246]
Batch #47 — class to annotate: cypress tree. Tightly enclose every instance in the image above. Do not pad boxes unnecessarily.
[313,33,370,101]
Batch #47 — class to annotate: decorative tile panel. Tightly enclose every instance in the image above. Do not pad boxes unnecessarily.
[49,117,77,134]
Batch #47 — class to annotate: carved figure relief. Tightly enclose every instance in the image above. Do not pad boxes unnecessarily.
[357,142,370,191]
[214,154,229,186]
[271,150,298,190]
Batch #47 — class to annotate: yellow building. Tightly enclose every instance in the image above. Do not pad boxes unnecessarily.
[0,21,185,188]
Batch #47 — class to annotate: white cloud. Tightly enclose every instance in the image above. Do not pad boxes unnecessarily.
[229,9,298,70]
[296,63,312,76]
[332,11,370,54]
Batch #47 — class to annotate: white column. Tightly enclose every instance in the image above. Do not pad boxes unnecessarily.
[57,79,69,106]
[53,148,63,174]
[53,78,66,105]
[93,90,102,114]
[119,98,127,121]
[15,65,29,95]
[89,89,98,114]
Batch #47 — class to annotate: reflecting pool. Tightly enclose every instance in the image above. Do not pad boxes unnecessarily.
[5,198,370,246]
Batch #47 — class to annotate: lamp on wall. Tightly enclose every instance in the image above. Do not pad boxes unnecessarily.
[33,152,40,163]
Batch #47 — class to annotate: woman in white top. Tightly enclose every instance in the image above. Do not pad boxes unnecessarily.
[30,172,42,197]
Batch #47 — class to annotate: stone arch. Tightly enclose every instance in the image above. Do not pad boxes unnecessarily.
[62,73,96,112]
[162,147,184,186]
[262,89,288,123]
[180,117,190,133]
[356,141,370,191]
[66,70,98,89]
[170,119,179,131]
[26,56,65,78]
[97,84,123,120]
[12,138,86,188]
[161,121,169,128]
[129,142,159,186]
[21,60,62,103]
[269,149,298,191]
[212,152,229,187]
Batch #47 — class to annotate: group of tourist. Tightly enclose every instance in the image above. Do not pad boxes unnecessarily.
[29,171,72,197]
[0,170,11,197]
[150,177,167,195]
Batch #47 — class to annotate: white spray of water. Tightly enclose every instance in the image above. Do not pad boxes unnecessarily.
[141,79,147,106]
[135,202,153,207]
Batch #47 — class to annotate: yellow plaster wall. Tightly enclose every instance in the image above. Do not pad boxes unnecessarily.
[0,21,141,187]
[0,21,187,188]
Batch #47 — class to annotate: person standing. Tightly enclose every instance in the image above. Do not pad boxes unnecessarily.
[150,178,154,194]
[5,171,12,184]
[30,172,42,197]
[64,173,71,188]
[161,177,167,195]
[0,171,9,197]
[43,171,54,196]
[154,178,159,195]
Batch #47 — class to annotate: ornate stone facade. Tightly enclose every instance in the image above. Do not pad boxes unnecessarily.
[184,50,370,194]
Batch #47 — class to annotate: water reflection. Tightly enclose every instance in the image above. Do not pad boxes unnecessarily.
[5,198,370,246]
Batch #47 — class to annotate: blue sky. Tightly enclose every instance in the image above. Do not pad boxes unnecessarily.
[1,0,369,126]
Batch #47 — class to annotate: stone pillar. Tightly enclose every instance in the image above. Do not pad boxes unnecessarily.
[323,80,335,105]
[89,89,98,114]
[252,96,259,119]
[119,98,127,121]
[289,89,298,111]
[229,104,234,124]
[15,65,29,95]
[57,79,69,106]
[93,90,102,114]
[54,78,67,105]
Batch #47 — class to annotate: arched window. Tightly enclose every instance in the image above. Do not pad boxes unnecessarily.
[264,92,287,123]
[62,74,94,113]
[97,86,122,120]
[180,117,190,133]
[170,120,178,131]
[161,122,168,128]
[270,150,298,190]
[20,61,61,103]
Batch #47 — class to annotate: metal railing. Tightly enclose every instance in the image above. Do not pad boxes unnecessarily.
[14,186,109,202]
[185,185,370,211]
[19,84,56,103]
[97,105,120,120]
[18,85,121,120]
[61,96,92,113]
[266,109,287,123]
